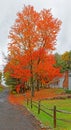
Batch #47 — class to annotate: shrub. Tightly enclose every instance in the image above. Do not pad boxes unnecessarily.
[65,89,71,94]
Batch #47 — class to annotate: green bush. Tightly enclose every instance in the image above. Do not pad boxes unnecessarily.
[65,89,71,94]
[0,86,4,92]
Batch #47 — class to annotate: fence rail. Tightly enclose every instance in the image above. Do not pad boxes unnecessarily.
[25,98,71,128]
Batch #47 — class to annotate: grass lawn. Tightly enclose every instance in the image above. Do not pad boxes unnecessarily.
[24,98,71,130]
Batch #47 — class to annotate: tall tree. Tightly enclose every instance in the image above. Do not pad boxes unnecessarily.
[6,5,61,96]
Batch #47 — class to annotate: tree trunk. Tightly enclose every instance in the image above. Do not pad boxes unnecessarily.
[31,77,35,97]
[36,79,40,91]
[30,59,35,97]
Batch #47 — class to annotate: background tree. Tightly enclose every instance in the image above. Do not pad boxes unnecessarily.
[61,51,71,70]
[55,51,71,72]
[54,53,66,72]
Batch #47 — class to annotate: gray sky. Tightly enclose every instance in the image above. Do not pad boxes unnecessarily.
[0,0,71,69]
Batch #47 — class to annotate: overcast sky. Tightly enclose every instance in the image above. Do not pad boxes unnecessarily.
[0,0,71,69]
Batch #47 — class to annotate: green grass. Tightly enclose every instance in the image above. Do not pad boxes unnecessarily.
[54,88,65,94]
[24,99,71,130]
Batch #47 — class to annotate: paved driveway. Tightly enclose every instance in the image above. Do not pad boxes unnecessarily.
[0,88,42,130]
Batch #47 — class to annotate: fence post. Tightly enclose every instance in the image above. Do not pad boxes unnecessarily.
[53,105,56,128]
[30,98,32,108]
[38,100,40,114]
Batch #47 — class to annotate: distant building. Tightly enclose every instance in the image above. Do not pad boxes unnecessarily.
[63,71,71,90]
[47,71,71,90]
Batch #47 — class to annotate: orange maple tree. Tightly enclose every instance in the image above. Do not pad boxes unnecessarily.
[4,5,62,96]
[35,54,62,83]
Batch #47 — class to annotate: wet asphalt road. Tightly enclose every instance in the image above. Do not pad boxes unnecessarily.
[0,89,41,130]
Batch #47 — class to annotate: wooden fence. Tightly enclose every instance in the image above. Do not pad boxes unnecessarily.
[25,98,71,128]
